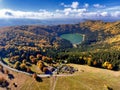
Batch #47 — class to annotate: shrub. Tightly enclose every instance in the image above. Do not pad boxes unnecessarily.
[42,67,48,73]
[102,61,110,69]
[22,59,26,64]
[93,60,97,66]
[26,67,32,73]
[87,60,92,66]
[107,64,113,70]
[37,61,44,70]
[20,63,27,71]
[14,61,20,69]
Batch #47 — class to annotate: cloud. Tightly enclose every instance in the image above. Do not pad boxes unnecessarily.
[5,11,13,16]
[0,2,120,21]
[100,12,109,17]
[111,11,120,17]
[105,6,120,11]
[63,8,87,16]
[0,8,119,20]
[61,1,79,9]
[93,4,105,8]
[64,8,72,12]
[71,1,79,9]
[60,2,70,8]
[84,3,89,8]
[0,9,54,19]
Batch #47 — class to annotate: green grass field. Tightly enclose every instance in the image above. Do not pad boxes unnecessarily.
[1,64,120,90]
[55,64,120,90]
[0,69,50,90]
[19,77,50,90]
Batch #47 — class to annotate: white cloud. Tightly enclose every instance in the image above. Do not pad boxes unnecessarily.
[64,8,72,12]
[84,3,89,8]
[63,8,87,16]
[84,12,99,17]
[0,8,119,20]
[0,9,54,19]
[71,1,79,9]
[0,2,120,20]
[111,11,120,17]
[100,12,109,17]
[105,6,120,11]
[61,1,79,9]
[60,2,70,8]
[93,4,105,8]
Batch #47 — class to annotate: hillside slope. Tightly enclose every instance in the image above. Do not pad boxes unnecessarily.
[0,20,120,56]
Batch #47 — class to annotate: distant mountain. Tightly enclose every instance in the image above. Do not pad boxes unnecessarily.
[0,18,84,27]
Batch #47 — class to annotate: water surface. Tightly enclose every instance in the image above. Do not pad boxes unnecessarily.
[60,33,83,44]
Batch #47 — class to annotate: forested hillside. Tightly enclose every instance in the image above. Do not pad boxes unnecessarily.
[0,20,120,70]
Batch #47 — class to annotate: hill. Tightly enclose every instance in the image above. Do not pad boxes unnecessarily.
[0,20,120,65]
[0,20,120,52]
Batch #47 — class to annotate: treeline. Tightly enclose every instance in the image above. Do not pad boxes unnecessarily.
[57,50,120,70]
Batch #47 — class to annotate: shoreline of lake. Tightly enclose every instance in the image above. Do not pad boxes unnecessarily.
[60,33,85,45]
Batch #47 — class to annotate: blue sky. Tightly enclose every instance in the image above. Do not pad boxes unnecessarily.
[0,0,120,20]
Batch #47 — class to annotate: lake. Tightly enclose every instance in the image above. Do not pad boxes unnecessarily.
[60,33,84,44]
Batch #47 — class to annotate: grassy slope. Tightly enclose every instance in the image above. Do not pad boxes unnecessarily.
[19,77,50,90]
[55,64,120,90]
[0,70,50,90]
[1,64,120,90]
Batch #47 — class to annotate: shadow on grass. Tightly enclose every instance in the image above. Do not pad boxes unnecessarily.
[36,77,43,82]
[8,74,14,80]
[0,81,9,88]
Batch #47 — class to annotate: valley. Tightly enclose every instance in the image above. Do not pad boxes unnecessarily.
[0,20,120,90]
[0,0,120,90]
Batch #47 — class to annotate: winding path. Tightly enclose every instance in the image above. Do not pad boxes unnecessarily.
[0,58,74,90]
[0,58,74,78]
[0,59,50,77]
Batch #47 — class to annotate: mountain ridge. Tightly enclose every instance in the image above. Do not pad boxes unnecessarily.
[0,20,120,51]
